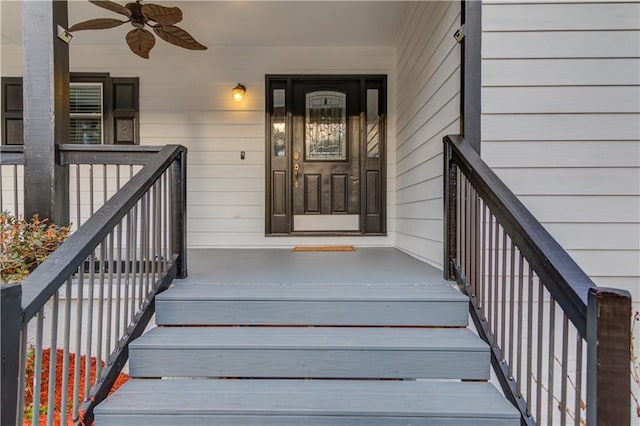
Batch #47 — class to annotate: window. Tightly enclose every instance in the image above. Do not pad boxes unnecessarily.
[1,73,139,145]
[70,83,103,144]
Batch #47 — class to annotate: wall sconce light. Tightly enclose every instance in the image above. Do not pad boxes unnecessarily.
[232,83,246,102]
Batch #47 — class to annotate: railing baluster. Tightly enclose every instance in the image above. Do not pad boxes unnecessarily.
[480,201,486,312]
[60,278,72,425]
[508,240,515,376]
[115,219,123,339]
[13,165,19,216]
[85,251,95,401]
[96,240,106,381]
[547,298,556,424]
[46,291,59,426]
[574,336,583,426]
[76,164,81,229]
[516,252,524,396]
[144,191,151,294]
[72,264,84,420]
[560,313,569,426]
[536,276,544,422]
[131,201,139,320]
[493,222,500,343]
[106,231,114,364]
[17,326,28,426]
[487,213,493,327]
[124,212,131,332]
[501,229,507,357]
[32,308,44,425]
[526,264,534,416]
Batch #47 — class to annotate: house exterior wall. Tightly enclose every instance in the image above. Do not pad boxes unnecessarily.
[394,1,461,268]
[481,1,640,301]
[1,43,397,247]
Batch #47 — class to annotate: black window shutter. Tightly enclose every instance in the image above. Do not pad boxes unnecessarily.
[1,77,24,145]
[1,75,139,145]
[110,77,139,145]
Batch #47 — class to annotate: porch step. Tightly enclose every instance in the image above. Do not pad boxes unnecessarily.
[129,327,489,380]
[94,379,520,425]
[156,282,469,326]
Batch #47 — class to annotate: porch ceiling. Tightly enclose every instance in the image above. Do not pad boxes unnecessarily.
[1,1,408,47]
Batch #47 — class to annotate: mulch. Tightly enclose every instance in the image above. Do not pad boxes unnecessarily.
[23,348,129,426]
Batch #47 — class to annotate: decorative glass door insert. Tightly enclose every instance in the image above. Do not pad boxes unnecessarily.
[305,91,347,161]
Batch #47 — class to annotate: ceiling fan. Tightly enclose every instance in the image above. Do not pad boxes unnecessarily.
[69,0,207,59]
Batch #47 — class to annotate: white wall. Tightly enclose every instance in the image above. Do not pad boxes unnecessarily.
[394,1,461,268]
[481,1,640,301]
[1,43,397,247]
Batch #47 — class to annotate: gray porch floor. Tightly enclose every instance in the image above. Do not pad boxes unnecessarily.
[182,248,447,285]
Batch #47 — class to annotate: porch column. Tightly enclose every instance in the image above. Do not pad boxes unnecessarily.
[22,0,70,225]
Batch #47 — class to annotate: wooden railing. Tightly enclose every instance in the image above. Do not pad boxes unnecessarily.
[443,135,631,425]
[1,145,187,426]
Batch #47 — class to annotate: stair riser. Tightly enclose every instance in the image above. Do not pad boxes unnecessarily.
[96,415,519,426]
[129,349,489,380]
[156,300,468,326]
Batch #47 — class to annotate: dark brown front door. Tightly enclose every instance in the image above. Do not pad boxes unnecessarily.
[291,81,361,232]
[266,75,386,235]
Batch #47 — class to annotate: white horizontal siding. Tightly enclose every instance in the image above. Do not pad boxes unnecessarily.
[394,1,461,267]
[482,1,640,301]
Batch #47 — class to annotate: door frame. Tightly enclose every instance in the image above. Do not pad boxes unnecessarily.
[265,74,387,236]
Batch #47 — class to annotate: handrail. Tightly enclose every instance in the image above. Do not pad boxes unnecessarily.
[1,143,188,426]
[445,134,594,337]
[443,134,631,425]
[20,144,185,323]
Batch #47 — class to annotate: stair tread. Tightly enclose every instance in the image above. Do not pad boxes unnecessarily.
[95,379,519,419]
[131,327,487,351]
[157,282,468,302]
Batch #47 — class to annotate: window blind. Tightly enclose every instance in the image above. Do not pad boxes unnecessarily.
[69,83,103,144]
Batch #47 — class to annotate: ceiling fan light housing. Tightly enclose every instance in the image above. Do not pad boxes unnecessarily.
[233,84,246,102]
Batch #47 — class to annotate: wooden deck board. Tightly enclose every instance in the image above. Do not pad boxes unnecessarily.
[94,380,519,425]
[129,327,489,380]
[181,248,448,286]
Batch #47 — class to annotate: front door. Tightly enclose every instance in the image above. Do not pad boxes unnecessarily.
[292,81,360,232]
[266,75,386,235]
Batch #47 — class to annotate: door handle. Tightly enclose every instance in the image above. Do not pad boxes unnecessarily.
[293,163,300,188]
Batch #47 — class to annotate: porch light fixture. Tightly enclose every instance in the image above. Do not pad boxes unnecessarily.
[232,83,246,102]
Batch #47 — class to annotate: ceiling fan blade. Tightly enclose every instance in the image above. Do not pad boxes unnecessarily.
[126,28,155,59]
[69,18,128,32]
[89,0,132,17]
[153,25,207,51]
[141,3,183,25]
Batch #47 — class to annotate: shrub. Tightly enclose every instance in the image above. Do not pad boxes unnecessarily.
[0,212,70,283]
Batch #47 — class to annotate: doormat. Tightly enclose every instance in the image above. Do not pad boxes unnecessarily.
[292,246,356,252]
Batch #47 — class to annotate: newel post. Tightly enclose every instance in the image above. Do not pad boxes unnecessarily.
[171,149,188,278]
[586,287,631,425]
[443,137,457,280]
[1,284,23,426]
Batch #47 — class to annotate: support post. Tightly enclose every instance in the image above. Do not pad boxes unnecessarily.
[22,0,70,225]
[586,287,631,426]
[171,151,188,278]
[1,284,23,426]
[460,0,481,154]
[443,139,457,280]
